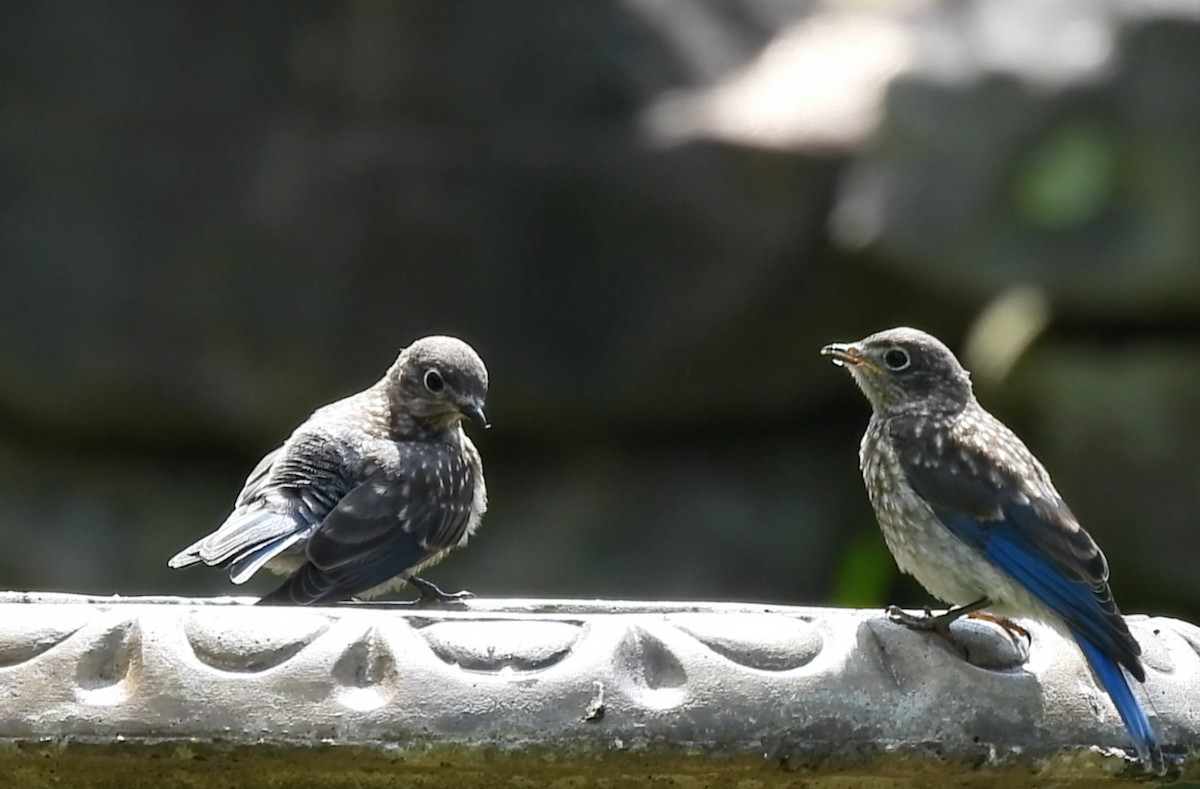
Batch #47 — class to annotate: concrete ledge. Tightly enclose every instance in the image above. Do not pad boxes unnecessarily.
[0,592,1196,787]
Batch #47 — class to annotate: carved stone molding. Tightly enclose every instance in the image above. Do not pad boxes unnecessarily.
[0,593,1195,787]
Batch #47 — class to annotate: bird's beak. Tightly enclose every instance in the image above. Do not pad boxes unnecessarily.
[820,342,879,372]
[461,402,490,429]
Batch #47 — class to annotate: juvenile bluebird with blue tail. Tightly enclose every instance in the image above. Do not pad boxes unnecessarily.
[822,326,1163,773]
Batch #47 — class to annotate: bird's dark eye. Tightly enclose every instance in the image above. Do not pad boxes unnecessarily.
[424,369,444,393]
[883,348,911,371]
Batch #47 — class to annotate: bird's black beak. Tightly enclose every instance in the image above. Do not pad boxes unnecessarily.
[820,342,878,372]
[461,402,490,429]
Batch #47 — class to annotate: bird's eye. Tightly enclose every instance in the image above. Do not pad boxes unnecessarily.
[424,369,445,393]
[883,348,911,371]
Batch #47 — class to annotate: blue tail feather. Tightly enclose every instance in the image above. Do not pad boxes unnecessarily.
[1073,630,1164,774]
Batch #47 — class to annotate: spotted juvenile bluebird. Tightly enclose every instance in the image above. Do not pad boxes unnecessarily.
[821,326,1162,772]
[168,335,490,606]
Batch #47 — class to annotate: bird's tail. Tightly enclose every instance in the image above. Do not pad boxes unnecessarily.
[1073,629,1164,774]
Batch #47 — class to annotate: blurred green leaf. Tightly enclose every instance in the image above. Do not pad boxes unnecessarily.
[1013,122,1116,229]
[833,530,896,607]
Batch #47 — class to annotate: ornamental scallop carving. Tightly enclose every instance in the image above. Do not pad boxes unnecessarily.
[184,608,329,672]
[0,593,1191,776]
[74,619,140,706]
[668,613,823,671]
[0,611,89,667]
[418,620,582,673]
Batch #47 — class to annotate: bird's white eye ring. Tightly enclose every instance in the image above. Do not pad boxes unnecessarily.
[424,369,445,393]
[883,348,911,371]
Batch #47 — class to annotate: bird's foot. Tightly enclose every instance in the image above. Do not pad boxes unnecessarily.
[966,611,1032,645]
[885,598,992,640]
[885,604,953,639]
[409,575,474,607]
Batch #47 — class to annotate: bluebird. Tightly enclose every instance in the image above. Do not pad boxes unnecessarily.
[821,326,1162,772]
[169,335,490,606]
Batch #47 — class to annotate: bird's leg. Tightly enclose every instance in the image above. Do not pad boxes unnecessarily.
[965,611,1032,644]
[408,575,474,606]
[886,597,992,639]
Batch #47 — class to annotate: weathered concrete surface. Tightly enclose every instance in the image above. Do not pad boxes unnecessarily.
[0,594,1196,787]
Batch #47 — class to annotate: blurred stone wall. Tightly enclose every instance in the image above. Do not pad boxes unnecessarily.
[1,0,1197,619]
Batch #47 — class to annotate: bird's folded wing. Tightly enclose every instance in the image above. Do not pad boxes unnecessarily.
[899,435,1143,678]
[270,466,474,604]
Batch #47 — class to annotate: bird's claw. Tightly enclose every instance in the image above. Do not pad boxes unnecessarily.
[885,604,948,633]
[885,604,969,658]
[426,589,475,604]
[409,575,474,607]
[885,599,1022,664]
[966,611,1033,646]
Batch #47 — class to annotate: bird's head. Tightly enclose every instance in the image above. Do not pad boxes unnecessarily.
[389,335,490,431]
[821,327,973,417]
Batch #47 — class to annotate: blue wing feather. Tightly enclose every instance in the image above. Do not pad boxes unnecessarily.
[895,411,1161,771]
[918,504,1164,773]
[933,507,1137,676]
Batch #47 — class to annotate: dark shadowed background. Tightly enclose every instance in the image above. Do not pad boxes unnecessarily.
[3,0,1198,623]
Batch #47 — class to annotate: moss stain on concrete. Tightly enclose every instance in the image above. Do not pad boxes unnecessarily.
[0,739,1180,789]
